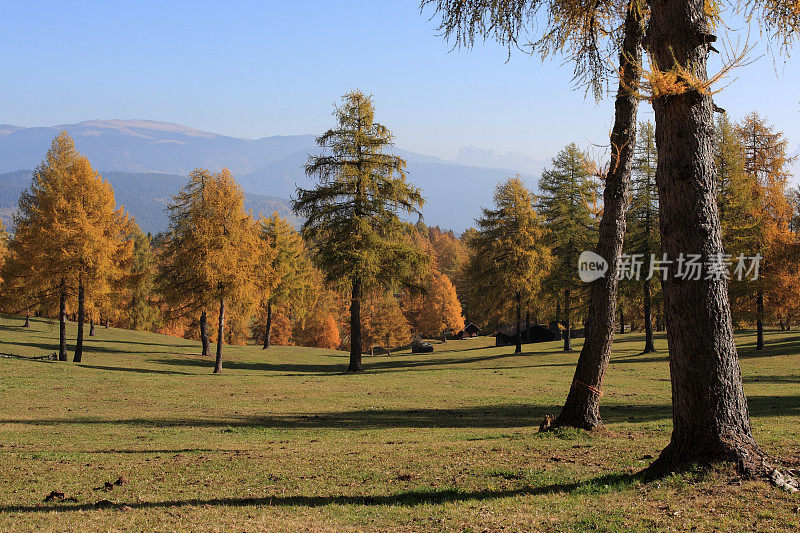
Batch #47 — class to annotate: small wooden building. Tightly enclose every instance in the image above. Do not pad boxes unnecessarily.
[495,322,560,347]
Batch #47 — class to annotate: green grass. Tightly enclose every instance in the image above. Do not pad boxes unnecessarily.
[1,316,798,531]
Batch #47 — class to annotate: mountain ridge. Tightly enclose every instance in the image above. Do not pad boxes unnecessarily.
[0,119,543,231]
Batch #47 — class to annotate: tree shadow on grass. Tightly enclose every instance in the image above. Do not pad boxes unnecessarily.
[0,339,198,358]
[75,364,194,376]
[0,472,642,514]
[153,348,571,375]
[4,395,797,430]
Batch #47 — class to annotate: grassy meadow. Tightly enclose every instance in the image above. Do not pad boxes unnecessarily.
[0,316,798,531]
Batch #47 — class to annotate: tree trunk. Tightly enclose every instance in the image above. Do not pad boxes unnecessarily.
[200,309,209,356]
[262,299,272,349]
[551,1,644,430]
[73,274,84,363]
[643,276,656,352]
[348,276,363,372]
[104,316,108,328]
[647,0,764,474]
[555,297,561,325]
[89,316,95,337]
[59,279,67,361]
[619,305,625,335]
[385,334,391,356]
[756,288,764,350]
[23,312,30,328]
[525,309,531,343]
[213,298,225,374]
[563,288,572,352]
[514,291,522,353]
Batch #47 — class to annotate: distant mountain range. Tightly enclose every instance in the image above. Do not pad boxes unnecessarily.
[0,169,295,234]
[0,120,541,232]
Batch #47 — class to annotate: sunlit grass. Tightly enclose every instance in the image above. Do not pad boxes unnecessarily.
[1,316,798,531]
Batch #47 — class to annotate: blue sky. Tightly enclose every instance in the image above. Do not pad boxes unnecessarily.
[2,1,799,164]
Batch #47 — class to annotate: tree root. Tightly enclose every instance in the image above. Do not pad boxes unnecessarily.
[644,434,800,492]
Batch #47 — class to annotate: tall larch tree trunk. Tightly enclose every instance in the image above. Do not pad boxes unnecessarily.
[647,0,766,474]
[551,1,644,429]
[89,316,95,337]
[562,288,572,351]
[24,312,30,328]
[262,298,273,349]
[619,305,625,334]
[59,278,67,361]
[514,291,522,353]
[348,276,363,372]
[73,274,85,363]
[213,298,225,374]
[199,309,210,356]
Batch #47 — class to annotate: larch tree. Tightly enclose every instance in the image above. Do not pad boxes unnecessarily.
[423,0,647,430]
[466,177,551,354]
[292,90,427,372]
[358,291,410,356]
[257,213,312,349]
[538,144,600,353]
[625,120,660,353]
[157,168,259,373]
[642,0,800,475]
[789,185,800,236]
[0,221,6,286]
[736,112,796,350]
[0,133,134,362]
[127,230,161,331]
[416,270,465,338]
[425,0,800,472]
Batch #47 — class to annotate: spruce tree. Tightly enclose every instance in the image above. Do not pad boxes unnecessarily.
[293,91,426,372]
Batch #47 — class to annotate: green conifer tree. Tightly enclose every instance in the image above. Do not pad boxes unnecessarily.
[538,143,600,351]
[292,90,427,372]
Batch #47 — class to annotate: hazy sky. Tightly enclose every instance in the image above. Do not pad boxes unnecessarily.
[2,1,799,163]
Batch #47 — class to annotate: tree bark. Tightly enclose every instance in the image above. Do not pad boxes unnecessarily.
[551,0,644,430]
[200,309,209,357]
[348,276,363,372]
[756,288,764,350]
[563,288,572,352]
[647,0,765,474]
[23,312,30,328]
[262,298,272,349]
[59,278,67,361]
[73,274,84,363]
[514,291,522,353]
[89,316,95,337]
[213,298,225,374]
[619,305,625,335]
